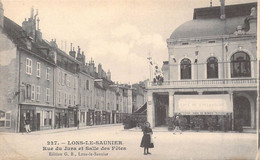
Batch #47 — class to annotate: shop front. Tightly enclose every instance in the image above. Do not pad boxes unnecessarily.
[95,111,102,125]
[87,109,94,126]
[102,111,107,124]
[20,105,54,132]
[55,108,68,129]
[20,105,35,132]
[35,107,54,131]
[79,109,86,127]
[173,94,233,131]
[68,107,78,127]
[106,112,111,124]
[116,112,120,123]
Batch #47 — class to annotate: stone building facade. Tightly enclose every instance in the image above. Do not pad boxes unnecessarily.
[147,2,257,131]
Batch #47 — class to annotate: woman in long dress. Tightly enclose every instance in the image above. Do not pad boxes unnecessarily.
[140,122,154,155]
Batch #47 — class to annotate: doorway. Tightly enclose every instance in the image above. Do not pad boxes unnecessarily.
[234,96,251,127]
[154,94,168,127]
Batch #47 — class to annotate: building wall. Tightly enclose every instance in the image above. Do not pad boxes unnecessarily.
[127,89,132,113]
[79,72,94,109]
[168,38,257,81]
[55,67,78,108]
[106,89,116,112]
[0,31,19,132]
[20,50,54,105]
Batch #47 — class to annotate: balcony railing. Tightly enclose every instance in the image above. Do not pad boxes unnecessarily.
[149,78,257,88]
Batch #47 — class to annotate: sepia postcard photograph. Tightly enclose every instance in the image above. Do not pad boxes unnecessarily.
[0,0,259,159]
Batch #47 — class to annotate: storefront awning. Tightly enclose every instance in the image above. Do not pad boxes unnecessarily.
[174,94,233,115]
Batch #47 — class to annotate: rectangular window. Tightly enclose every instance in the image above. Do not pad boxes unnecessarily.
[36,62,41,77]
[58,91,61,104]
[58,70,62,84]
[26,58,32,75]
[46,67,50,80]
[36,86,40,101]
[64,73,67,85]
[74,95,76,106]
[69,94,71,105]
[0,111,11,128]
[46,88,50,103]
[61,71,64,85]
[67,75,70,87]
[64,93,67,105]
[31,84,35,100]
[26,84,31,100]
[74,77,77,89]
[83,95,85,106]
[86,80,89,90]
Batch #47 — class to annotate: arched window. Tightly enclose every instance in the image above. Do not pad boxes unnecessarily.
[230,52,251,78]
[180,58,191,79]
[207,57,218,79]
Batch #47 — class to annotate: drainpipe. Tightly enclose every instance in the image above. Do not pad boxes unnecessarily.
[17,48,21,133]
[53,64,55,129]
[221,38,225,82]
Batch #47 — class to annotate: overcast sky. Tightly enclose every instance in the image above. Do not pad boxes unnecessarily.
[2,0,257,84]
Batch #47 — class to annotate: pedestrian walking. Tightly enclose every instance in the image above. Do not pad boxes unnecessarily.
[24,118,31,133]
[173,116,182,134]
[140,122,154,155]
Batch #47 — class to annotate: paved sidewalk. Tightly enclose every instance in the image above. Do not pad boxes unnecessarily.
[0,123,124,135]
[128,126,257,134]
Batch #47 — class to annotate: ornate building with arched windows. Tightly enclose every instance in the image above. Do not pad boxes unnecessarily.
[146,2,257,131]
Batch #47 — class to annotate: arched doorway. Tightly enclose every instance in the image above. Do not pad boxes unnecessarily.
[234,96,251,128]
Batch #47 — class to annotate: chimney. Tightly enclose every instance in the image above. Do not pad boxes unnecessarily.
[82,51,86,65]
[50,39,58,48]
[89,58,95,73]
[35,17,42,42]
[246,7,257,34]
[107,70,111,81]
[220,0,225,20]
[22,7,38,42]
[98,64,102,78]
[76,46,81,61]
[69,43,76,58]
[30,7,34,19]
[0,0,4,29]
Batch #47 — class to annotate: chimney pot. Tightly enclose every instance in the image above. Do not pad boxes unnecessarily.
[220,0,225,20]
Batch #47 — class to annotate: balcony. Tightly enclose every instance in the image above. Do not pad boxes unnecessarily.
[148,78,257,89]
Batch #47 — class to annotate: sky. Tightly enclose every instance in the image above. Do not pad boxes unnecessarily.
[2,0,258,84]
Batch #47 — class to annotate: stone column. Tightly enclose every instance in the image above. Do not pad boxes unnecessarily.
[229,91,234,130]
[168,91,174,117]
[147,91,154,128]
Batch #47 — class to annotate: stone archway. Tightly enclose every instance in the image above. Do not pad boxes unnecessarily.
[234,96,251,127]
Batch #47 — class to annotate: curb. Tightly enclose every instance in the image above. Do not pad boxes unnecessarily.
[0,124,123,135]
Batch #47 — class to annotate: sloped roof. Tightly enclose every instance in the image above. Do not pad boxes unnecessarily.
[3,17,55,64]
[94,81,105,90]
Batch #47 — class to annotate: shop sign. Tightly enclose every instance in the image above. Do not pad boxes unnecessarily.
[174,94,232,115]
